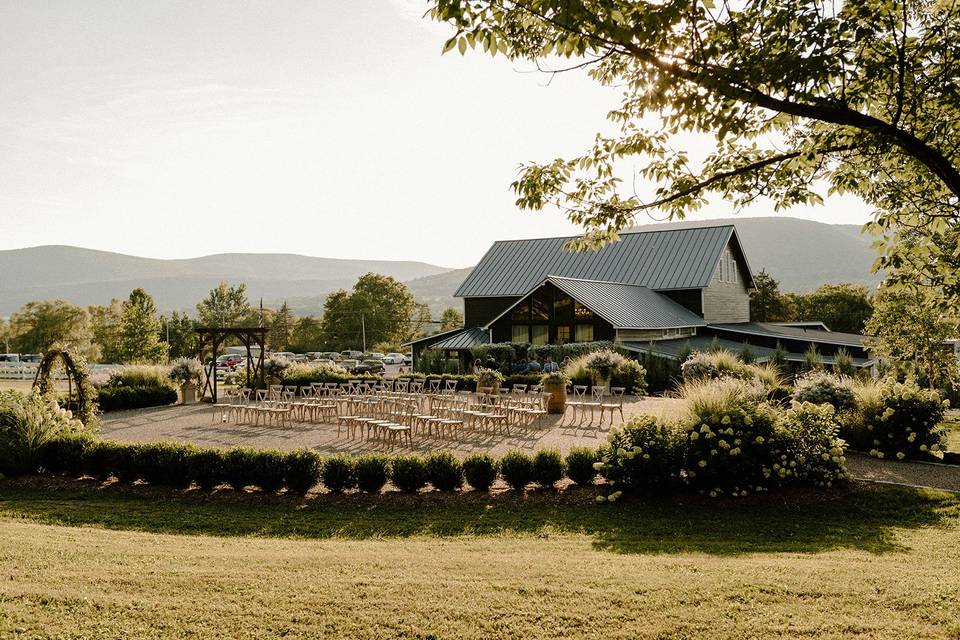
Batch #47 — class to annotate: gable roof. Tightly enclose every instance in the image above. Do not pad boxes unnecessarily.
[456,224,752,297]
[708,322,868,348]
[484,276,707,331]
[430,327,490,350]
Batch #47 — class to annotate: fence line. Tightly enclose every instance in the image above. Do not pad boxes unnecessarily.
[0,363,123,381]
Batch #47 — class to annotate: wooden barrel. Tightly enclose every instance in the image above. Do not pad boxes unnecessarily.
[543,379,566,414]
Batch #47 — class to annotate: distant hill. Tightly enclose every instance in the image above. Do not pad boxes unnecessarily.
[0,218,881,317]
[0,246,450,316]
[626,217,882,292]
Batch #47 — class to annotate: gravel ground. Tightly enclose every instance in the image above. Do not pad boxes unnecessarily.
[99,397,688,458]
[100,399,960,493]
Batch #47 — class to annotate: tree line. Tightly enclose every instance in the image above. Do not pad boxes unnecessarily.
[0,273,465,364]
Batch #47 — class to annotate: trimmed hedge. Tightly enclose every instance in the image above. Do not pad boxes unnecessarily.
[96,385,178,412]
[390,455,429,493]
[462,452,497,491]
[498,450,533,491]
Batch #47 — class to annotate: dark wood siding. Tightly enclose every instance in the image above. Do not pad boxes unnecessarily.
[464,296,518,328]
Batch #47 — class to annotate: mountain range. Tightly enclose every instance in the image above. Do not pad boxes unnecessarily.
[0,217,882,317]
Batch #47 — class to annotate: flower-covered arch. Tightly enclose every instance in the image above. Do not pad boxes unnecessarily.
[32,347,97,425]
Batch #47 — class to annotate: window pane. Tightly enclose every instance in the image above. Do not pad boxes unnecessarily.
[556,326,571,344]
[531,325,549,345]
[512,301,530,322]
[575,324,594,342]
[531,289,550,321]
[574,302,593,321]
[553,294,573,323]
[512,325,529,343]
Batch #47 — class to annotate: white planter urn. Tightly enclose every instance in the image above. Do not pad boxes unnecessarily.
[180,381,197,405]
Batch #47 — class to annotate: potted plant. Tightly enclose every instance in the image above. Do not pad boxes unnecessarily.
[586,351,618,389]
[169,357,203,405]
[475,367,504,394]
[540,370,569,414]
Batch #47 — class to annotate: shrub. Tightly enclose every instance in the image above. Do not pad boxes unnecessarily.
[475,368,504,389]
[106,365,173,389]
[843,379,948,460]
[354,454,390,493]
[564,447,598,485]
[96,385,178,411]
[426,451,464,491]
[248,449,286,493]
[81,440,117,481]
[169,358,203,386]
[681,350,784,394]
[679,378,779,497]
[224,448,257,491]
[775,402,847,487]
[597,416,683,491]
[531,449,565,488]
[284,449,322,495]
[498,450,533,491]
[321,454,356,492]
[462,452,497,491]
[40,433,92,476]
[189,448,225,491]
[0,389,89,475]
[390,455,429,493]
[792,371,857,412]
[610,359,648,395]
[137,442,193,489]
[263,355,292,385]
[108,441,141,484]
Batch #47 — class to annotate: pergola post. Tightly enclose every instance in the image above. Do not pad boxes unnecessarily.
[195,327,268,404]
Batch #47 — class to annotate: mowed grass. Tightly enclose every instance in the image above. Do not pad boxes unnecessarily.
[0,479,958,639]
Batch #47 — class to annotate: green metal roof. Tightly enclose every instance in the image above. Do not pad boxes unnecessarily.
[456,225,751,297]
[430,327,490,350]
[621,336,874,367]
[708,323,868,348]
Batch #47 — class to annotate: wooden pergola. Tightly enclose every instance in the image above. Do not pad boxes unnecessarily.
[196,326,267,403]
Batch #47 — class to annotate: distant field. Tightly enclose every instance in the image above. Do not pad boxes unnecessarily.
[0,479,958,639]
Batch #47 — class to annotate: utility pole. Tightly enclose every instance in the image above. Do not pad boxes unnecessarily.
[361,313,366,353]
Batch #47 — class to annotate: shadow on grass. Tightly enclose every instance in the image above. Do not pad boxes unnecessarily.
[0,477,957,556]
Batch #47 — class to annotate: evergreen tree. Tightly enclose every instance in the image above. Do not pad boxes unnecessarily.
[270,302,293,351]
[162,311,197,360]
[749,270,786,322]
[118,288,165,364]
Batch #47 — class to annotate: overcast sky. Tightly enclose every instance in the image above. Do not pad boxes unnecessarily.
[0,0,872,268]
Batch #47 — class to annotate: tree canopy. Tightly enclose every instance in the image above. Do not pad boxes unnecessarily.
[196,282,254,328]
[320,273,420,351]
[430,0,960,299]
[117,288,166,364]
[8,300,97,360]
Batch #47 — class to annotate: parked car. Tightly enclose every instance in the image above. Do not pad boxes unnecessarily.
[19,354,42,363]
[216,354,244,370]
[341,350,363,360]
[354,359,386,375]
[272,351,296,361]
[305,352,324,361]
[0,354,19,363]
[403,353,413,365]
[382,352,405,364]
[315,359,336,367]
[322,352,343,361]
[363,352,386,361]
[340,359,360,371]
[288,353,308,363]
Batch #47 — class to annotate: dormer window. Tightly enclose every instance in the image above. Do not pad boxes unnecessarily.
[718,248,738,283]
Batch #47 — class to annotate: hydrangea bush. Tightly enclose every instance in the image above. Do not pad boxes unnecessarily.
[595,415,683,491]
[792,371,857,412]
[773,402,847,488]
[844,379,948,460]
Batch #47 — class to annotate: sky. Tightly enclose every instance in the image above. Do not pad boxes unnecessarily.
[0,0,872,268]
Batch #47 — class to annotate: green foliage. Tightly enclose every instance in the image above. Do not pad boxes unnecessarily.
[117,288,166,364]
[189,448,225,491]
[321,273,419,351]
[288,316,325,353]
[738,343,756,365]
[462,452,497,491]
[39,432,92,476]
[8,299,98,360]
[497,450,533,491]
[609,358,647,395]
[137,442,194,489]
[161,311,196,360]
[284,450,322,495]
[354,454,390,493]
[196,282,254,328]
[783,284,873,334]
[470,342,529,365]
[248,449,287,493]
[81,440,116,481]
[320,454,356,493]
[107,365,173,389]
[776,403,847,488]
[833,348,856,377]
[269,302,294,351]
[792,371,857,412]
[429,0,960,303]
[425,451,464,491]
[563,349,646,392]
[525,341,625,364]
[0,389,89,475]
[389,455,429,493]
[749,270,787,322]
[96,385,177,412]
[681,350,784,396]
[34,348,99,426]
[169,358,203,386]
[281,362,354,389]
[843,380,948,460]
[597,416,683,491]
[415,348,462,375]
[564,447,598,486]
[474,367,504,388]
[803,345,824,372]
[439,307,464,331]
[866,286,959,390]
[531,449,565,488]
[637,351,681,394]
[223,448,257,491]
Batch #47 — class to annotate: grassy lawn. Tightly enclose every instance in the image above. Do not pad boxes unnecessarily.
[0,479,958,639]
[944,416,960,453]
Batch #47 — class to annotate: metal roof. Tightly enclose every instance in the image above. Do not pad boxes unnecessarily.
[545,276,705,329]
[429,327,490,350]
[455,225,748,297]
[621,336,874,367]
[402,326,466,347]
[708,323,868,348]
